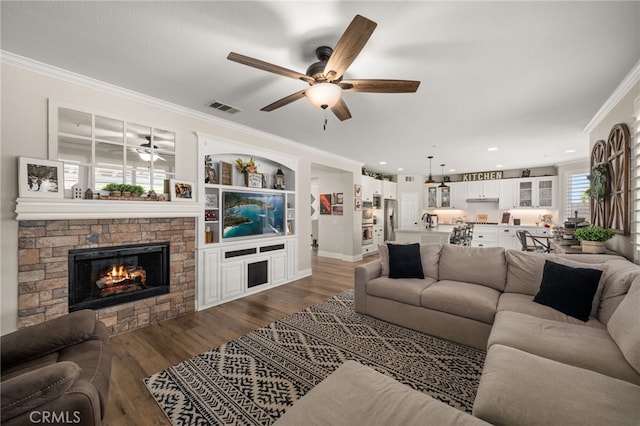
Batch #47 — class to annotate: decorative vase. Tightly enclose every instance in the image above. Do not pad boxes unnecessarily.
[580,240,606,254]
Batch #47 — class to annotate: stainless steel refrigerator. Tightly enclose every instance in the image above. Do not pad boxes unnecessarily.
[384,199,397,242]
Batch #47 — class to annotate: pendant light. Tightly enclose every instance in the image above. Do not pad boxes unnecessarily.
[438,164,449,188]
[424,156,436,184]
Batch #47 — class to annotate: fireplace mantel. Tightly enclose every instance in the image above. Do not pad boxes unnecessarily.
[15,198,200,221]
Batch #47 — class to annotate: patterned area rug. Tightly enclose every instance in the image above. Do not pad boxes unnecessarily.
[144,290,485,425]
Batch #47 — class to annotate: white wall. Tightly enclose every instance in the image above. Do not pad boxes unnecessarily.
[0,61,361,334]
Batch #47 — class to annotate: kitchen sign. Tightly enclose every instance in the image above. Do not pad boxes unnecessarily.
[461,171,504,181]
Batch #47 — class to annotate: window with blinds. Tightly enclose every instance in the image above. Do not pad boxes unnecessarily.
[633,95,640,262]
[565,172,590,221]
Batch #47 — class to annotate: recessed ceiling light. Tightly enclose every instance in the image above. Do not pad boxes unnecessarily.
[488,147,498,151]
[565,149,576,153]
[397,167,404,171]
[496,164,504,168]
[449,168,456,172]
[379,161,387,165]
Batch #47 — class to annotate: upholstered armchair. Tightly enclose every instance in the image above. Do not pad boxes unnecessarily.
[1,310,112,425]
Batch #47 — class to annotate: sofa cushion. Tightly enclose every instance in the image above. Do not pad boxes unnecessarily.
[387,243,424,279]
[598,259,640,324]
[533,260,603,321]
[607,276,640,375]
[439,245,506,291]
[489,311,640,385]
[367,276,436,307]
[497,293,605,329]
[473,344,640,426]
[505,251,608,316]
[504,249,548,295]
[420,243,442,280]
[379,243,441,280]
[421,280,500,324]
[274,360,490,426]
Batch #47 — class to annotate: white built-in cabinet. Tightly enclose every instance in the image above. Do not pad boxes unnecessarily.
[423,182,465,209]
[516,177,557,209]
[466,180,500,199]
[196,134,301,311]
[362,176,383,202]
[498,179,517,209]
[382,180,397,200]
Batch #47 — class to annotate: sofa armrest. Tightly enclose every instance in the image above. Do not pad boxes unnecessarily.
[1,361,80,422]
[354,260,382,313]
[1,310,98,371]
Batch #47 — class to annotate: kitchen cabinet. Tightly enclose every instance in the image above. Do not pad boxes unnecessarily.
[471,225,498,247]
[466,180,500,199]
[424,184,459,209]
[497,226,519,249]
[516,177,557,209]
[382,180,397,200]
[362,176,383,202]
[498,179,517,209]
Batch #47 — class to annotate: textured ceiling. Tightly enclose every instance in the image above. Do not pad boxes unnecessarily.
[2,1,639,175]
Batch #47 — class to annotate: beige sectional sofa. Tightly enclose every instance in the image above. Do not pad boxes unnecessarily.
[348,243,640,425]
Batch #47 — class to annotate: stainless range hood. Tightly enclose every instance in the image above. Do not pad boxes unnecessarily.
[466,198,499,203]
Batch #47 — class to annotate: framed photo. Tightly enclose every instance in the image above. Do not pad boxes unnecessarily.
[247,172,263,188]
[332,205,343,215]
[205,193,218,208]
[354,197,362,211]
[220,162,233,185]
[334,192,344,205]
[354,184,362,197]
[19,157,64,198]
[204,155,218,184]
[170,179,194,202]
[319,193,332,214]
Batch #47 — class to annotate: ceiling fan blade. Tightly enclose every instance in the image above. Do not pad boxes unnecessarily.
[228,52,314,84]
[324,15,377,82]
[331,98,352,121]
[261,89,307,112]
[340,79,421,93]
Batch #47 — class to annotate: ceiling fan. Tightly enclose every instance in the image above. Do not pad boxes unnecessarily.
[227,15,420,121]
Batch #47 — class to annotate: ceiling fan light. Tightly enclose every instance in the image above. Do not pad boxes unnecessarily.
[306,83,342,109]
[138,152,160,162]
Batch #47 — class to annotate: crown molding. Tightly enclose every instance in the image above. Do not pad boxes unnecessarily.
[0,50,362,169]
[584,59,640,134]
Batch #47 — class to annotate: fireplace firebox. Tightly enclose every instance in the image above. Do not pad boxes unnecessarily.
[68,242,170,311]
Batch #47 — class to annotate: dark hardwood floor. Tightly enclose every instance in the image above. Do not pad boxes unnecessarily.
[104,252,376,426]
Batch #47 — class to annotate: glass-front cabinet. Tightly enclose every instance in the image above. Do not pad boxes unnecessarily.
[516,177,556,208]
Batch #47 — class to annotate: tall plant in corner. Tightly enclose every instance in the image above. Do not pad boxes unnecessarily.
[582,164,608,202]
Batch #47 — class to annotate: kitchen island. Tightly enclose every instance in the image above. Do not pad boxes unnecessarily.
[395,225,455,245]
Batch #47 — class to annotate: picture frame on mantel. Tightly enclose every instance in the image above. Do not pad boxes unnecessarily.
[170,179,194,202]
[18,157,64,198]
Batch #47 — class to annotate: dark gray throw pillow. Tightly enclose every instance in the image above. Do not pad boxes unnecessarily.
[533,260,602,322]
[387,243,424,279]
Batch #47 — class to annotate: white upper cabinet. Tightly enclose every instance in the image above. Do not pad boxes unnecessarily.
[516,177,557,209]
[466,180,500,199]
[362,176,383,202]
[424,183,459,209]
[382,180,397,200]
[498,179,517,209]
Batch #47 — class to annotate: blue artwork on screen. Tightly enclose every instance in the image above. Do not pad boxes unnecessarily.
[222,191,285,239]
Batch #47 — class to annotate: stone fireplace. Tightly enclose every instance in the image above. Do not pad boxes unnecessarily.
[17,217,196,335]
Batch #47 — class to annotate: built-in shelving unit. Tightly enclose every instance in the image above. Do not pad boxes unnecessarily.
[196,134,301,311]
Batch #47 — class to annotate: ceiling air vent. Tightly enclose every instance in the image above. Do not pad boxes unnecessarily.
[208,101,241,114]
[405,176,415,182]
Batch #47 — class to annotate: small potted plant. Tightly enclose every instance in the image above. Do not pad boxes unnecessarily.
[573,225,615,254]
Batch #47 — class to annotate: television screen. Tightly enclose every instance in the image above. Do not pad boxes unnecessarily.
[222,191,285,239]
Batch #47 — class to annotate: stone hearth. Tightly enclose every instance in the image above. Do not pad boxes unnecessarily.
[17,217,196,335]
